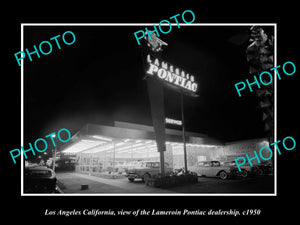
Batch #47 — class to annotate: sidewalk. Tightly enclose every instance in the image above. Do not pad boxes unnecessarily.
[56,172,174,194]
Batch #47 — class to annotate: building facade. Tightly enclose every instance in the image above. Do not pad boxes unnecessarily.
[60,121,269,178]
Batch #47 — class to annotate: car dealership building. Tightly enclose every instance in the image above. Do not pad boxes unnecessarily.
[59,121,270,178]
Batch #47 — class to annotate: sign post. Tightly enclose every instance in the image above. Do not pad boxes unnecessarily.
[146,78,166,176]
[141,30,199,177]
[180,92,188,173]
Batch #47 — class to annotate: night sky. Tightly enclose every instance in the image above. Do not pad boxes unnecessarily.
[23,25,274,143]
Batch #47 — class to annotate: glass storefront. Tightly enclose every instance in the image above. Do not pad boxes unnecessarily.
[60,123,270,178]
[63,137,220,178]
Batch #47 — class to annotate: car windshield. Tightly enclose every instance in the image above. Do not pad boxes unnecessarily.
[145,162,158,168]
[198,162,210,167]
[211,162,220,167]
[137,162,147,167]
[25,170,52,178]
[134,162,168,168]
[224,162,235,166]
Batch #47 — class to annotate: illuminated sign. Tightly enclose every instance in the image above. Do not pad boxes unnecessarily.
[133,10,196,46]
[144,31,168,52]
[165,118,182,126]
[145,54,198,97]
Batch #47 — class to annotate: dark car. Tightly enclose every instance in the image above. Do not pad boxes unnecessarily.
[253,161,273,175]
[221,160,257,178]
[24,166,57,193]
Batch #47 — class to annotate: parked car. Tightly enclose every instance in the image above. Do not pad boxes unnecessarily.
[253,161,273,175]
[189,160,236,180]
[126,161,172,182]
[24,165,57,193]
[124,161,142,171]
[107,161,141,174]
[221,160,254,178]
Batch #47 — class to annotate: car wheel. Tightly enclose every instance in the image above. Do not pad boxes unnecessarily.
[240,169,248,178]
[128,178,134,182]
[142,173,151,183]
[256,168,263,176]
[219,171,228,180]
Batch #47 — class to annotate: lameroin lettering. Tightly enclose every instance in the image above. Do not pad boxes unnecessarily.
[146,54,198,93]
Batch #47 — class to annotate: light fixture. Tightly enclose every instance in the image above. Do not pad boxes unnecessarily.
[117,149,132,153]
[85,145,114,153]
[80,139,98,143]
[115,142,125,147]
[62,138,108,153]
[115,145,132,152]
[91,135,112,142]
[147,144,157,148]
[131,143,143,148]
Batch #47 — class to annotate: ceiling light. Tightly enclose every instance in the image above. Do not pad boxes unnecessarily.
[115,142,125,147]
[91,135,112,142]
[132,143,143,148]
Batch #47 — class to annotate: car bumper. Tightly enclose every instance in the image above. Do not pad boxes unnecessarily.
[125,173,140,179]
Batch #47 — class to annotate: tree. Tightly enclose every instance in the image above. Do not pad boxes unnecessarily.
[246,26,274,144]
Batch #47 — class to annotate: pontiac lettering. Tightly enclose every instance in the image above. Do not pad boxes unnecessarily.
[145,54,198,94]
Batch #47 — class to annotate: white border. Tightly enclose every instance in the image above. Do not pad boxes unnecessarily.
[21,23,277,196]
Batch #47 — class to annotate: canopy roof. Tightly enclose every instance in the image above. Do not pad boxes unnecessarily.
[60,121,224,154]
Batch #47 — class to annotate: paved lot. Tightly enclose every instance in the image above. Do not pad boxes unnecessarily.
[56,172,274,194]
[56,172,173,193]
[168,176,274,193]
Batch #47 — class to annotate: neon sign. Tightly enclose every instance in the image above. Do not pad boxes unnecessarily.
[145,54,198,96]
[165,118,182,126]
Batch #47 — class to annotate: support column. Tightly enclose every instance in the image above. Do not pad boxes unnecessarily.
[112,143,116,178]
[181,92,188,173]
[146,78,166,177]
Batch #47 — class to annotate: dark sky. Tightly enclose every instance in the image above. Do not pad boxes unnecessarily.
[23,25,274,142]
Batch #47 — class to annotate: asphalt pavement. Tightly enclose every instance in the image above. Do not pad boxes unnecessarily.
[56,172,173,193]
[56,172,274,194]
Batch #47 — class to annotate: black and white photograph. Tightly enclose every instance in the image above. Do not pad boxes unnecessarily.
[22,24,276,195]
[4,3,298,225]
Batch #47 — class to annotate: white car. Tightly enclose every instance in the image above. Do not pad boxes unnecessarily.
[189,160,235,180]
[126,161,172,182]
